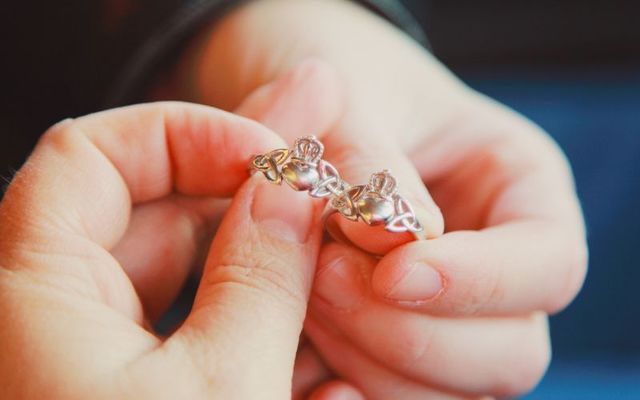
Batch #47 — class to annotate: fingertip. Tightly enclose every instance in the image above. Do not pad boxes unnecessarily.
[308,381,365,400]
[415,203,445,239]
[165,103,286,197]
[236,58,343,141]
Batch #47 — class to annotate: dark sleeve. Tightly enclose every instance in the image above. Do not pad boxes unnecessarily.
[104,0,429,107]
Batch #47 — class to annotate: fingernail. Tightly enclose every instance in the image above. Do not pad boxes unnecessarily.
[385,262,443,301]
[415,206,444,239]
[314,256,364,310]
[251,180,313,243]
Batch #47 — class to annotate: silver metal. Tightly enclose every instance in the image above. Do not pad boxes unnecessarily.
[322,170,424,239]
[281,136,323,191]
[251,136,341,197]
[251,148,290,184]
[251,138,424,241]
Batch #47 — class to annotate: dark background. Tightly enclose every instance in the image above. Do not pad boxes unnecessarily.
[419,0,640,68]
[1,1,639,398]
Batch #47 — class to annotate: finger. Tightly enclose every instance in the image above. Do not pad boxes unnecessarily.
[0,102,283,321]
[110,60,341,322]
[163,175,319,398]
[323,135,444,255]
[373,123,588,315]
[163,62,343,397]
[111,195,228,322]
[373,222,587,315]
[311,243,551,397]
[1,102,282,250]
[305,313,475,400]
[235,58,343,142]
[293,342,334,400]
[409,111,584,231]
[308,381,365,400]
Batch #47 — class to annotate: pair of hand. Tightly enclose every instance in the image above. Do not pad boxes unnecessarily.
[177,1,588,398]
[0,1,587,399]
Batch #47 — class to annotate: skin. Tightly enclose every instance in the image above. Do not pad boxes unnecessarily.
[0,70,361,398]
[168,0,588,398]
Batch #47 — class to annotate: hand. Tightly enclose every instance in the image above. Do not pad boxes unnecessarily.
[174,0,589,398]
[0,74,361,398]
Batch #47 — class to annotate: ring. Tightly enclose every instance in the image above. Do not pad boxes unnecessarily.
[251,137,424,241]
[321,170,425,241]
[250,136,346,197]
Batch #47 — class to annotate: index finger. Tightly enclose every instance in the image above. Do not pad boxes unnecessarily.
[0,102,284,251]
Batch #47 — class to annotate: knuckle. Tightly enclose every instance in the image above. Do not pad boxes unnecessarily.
[287,58,334,86]
[0,121,80,246]
[481,270,506,313]
[463,265,505,316]
[386,322,436,371]
[39,119,80,153]
[206,254,307,315]
[566,239,589,296]
[547,238,589,313]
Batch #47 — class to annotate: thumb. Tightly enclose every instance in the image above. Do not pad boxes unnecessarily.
[164,59,339,398]
[172,175,321,398]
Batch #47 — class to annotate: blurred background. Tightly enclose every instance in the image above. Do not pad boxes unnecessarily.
[415,1,640,398]
[1,1,639,398]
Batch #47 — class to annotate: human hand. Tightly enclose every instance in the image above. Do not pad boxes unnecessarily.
[175,0,589,398]
[0,75,359,398]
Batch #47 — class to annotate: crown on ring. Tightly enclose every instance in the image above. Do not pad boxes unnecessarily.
[367,170,397,198]
[292,136,324,165]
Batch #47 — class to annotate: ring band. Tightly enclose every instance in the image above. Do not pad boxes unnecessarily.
[251,137,424,240]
